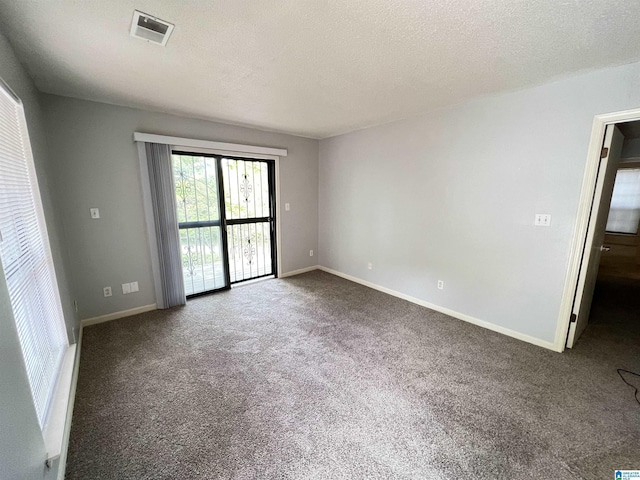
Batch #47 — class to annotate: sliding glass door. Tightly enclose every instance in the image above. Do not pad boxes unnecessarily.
[173,153,228,296]
[172,152,276,297]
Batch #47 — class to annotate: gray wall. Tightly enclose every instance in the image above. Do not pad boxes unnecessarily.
[41,95,319,320]
[0,32,74,480]
[621,137,640,160]
[319,61,640,345]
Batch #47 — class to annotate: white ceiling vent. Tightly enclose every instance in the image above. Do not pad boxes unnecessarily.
[130,10,174,46]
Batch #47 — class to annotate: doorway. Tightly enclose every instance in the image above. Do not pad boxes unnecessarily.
[172,151,277,297]
[560,113,640,349]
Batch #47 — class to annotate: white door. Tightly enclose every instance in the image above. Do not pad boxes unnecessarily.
[566,125,624,348]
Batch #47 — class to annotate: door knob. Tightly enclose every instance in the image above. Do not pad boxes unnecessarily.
[600,245,611,252]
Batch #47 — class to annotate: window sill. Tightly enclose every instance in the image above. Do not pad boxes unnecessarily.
[43,343,77,462]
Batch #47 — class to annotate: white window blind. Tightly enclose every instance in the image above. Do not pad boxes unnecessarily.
[605,168,640,234]
[0,80,68,428]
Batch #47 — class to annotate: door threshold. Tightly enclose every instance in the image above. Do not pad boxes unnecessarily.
[231,275,275,288]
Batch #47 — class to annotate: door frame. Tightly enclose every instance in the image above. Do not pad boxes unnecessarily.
[170,145,283,282]
[554,107,640,352]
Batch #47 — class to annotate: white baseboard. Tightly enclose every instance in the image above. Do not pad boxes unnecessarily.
[80,304,157,328]
[56,329,83,480]
[317,266,560,352]
[279,265,320,278]
[44,343,75,466]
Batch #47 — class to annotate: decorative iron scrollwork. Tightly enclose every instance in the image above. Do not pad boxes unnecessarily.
[183,243,199,277]
[240,174,252,203]
[243,237,256,265]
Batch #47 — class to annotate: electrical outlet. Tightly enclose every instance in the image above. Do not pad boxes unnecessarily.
[103,286,112,297]
[90,208,100,219]
[437,280,444,290]
[367,262,373,270]
[309,249,314,257]
[122,283,131,295]
[130,281,139,293]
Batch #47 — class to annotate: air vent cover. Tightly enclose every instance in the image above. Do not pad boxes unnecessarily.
[130,10,174,46]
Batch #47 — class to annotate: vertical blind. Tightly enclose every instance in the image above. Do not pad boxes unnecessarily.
[144,142,186,308]
[0,80,68,428]
[605,168,640,234]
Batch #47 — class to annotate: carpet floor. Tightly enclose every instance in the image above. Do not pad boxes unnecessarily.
[66,270,640,479]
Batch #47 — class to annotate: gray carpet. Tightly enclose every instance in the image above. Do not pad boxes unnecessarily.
[66,270,640,479]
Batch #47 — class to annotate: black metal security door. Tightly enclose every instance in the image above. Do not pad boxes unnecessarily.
[172,152,276,297]
[221,157,276,284]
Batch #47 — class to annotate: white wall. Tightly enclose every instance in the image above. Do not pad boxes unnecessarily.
[319,61,640,347]
[41,95,319,320]
[0,32,73,480]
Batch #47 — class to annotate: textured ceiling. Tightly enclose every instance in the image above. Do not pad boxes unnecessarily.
[1,1,640,138]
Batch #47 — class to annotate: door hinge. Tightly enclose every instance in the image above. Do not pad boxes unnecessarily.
[570,313,577,323]
[601,147,609,158]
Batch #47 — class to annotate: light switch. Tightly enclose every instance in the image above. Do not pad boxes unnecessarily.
[285,203,290,211]
[90,208,100,219]
[130,281,139,293]
[122,283,131,294]
[534,214,551,227]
